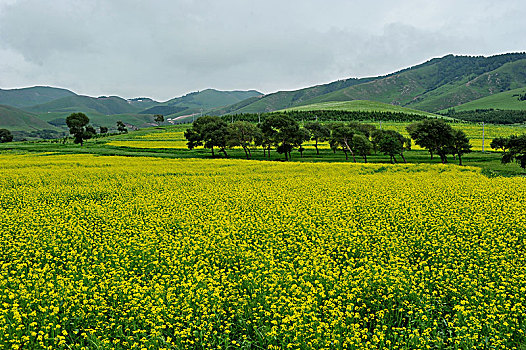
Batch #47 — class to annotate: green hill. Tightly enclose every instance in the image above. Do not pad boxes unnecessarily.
[283,100,439,117]
[36,111,158,130]
[28,95,142,115]
[152,89,264,118]
[439,87,526,112]
[211,78,377,115]
[0,86,76,108]
[215,53,526,115]
[0,104,60,132]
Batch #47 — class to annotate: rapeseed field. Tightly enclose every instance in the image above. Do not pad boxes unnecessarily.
[0,154,525,349]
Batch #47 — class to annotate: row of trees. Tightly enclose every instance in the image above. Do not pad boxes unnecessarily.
[184,115,473,164]
[407,119,472,165]
[65,113,127,145]
[442,109,526,124]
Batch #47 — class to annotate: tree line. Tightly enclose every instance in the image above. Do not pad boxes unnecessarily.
[443,109,526,124]
[221,110,429,124]
[184,115,473,165]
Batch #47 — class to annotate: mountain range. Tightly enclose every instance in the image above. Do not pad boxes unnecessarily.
[2,52,526,139]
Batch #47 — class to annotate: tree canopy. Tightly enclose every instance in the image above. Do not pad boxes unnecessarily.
[65,113,95,146]
[0,129,13,143]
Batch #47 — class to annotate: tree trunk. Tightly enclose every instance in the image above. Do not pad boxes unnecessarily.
[247,148,252,159]
[344,150,348,160]
[429,150,433,160]
[315,139,319,155]
[284,150,289,161]
[243,147,249,159]
[458,154,463,166]
[211,146,215,157]
[363,155,367,163]
[400,153,407,163]
[222,148,228,158]
[300,150,303,158]
[343,140,356,163]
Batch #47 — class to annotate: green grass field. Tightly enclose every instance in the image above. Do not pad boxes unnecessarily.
[440,87,526,112]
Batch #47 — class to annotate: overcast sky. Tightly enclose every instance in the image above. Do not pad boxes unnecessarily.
[0,0,525,101]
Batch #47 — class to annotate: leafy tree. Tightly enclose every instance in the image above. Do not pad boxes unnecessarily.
[0,129,13,143]
[293,128,311,158]
[450,129,472,166]
[490,137,508,152]
[227,121,262,159]
[348,121,376,138]
[497,134,526,169]
[372,130,409,163]
[330,123,358,162]
[99,126,109,134]
[304,121,330,155]
[154,114,164,126]
[407,119,454,163]
[66,113,93,146]
[352,134,373,163]
[260,114,299,161]
[116,121,127,133]
[184,116,229,157]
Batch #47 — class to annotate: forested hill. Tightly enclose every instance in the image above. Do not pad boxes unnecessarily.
[213,53,526,114]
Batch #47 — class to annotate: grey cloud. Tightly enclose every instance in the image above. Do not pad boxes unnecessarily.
[0,0,525,100]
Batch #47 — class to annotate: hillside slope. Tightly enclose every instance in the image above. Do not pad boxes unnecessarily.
[147,89,264,117]
[0,86,76,108]
[0,105,60,131]
[28,95,142,115]
[439,87,526,112]
[211,78,377,115]
[217,53,526,114]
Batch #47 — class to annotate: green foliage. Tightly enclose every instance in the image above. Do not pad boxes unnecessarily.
[260,114,300,161]
[184,116,230,157]
[116,121,127,133]
[304,121,331,155]
[154,114,164,125]
[99,126,109,134]
[407,119,456,163]
[372,130,410,163]
[451,129,473,166]
[491,134,526,169]
[227,121,262,159]
[352,134,373,163]
[65,113,93,146]
[442,109,526,124]
[224,109,429,124]
[284,100,439,117]
[0,129,13,143]
[330,123,359,162]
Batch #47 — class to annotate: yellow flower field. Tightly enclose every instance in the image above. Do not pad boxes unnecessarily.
[0,154,525,349]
